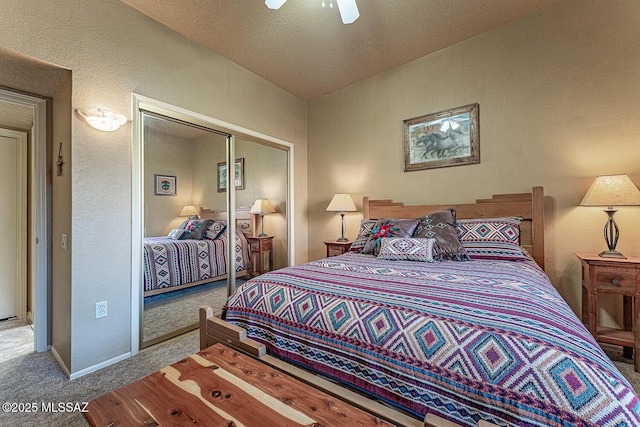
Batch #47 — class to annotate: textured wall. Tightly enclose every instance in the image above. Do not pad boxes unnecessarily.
[0,0,307,374]
[307,0,640,317]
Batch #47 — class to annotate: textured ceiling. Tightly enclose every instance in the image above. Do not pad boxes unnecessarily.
[119,0,559,101]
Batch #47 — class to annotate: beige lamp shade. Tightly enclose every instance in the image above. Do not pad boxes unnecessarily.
[580,174,640,207]
[179,205,198,216]
[580,174,640,259]
[326,193,357,242]
[250,198,276,215]
[326,193,357,212]
[250,199,275,237]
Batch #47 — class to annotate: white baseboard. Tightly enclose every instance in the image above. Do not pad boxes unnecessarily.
[69,351,132,380]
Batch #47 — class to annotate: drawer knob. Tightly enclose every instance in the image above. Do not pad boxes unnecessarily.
[611,278,621,286]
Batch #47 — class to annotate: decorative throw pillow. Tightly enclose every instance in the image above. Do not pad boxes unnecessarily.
[348,219,377,253]
[167,228,186,240]
[182,219,214,240]
[414,209,469,261]
[456,217,528,261]
[363,218,420,256]
[378,237,435,262]
[178,215,199,229]
[204,220,227,240]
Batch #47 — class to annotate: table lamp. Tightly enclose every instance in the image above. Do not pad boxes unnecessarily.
[580,174,640,258]
[250,198,276,237]
[326,193,357,242]
[179,205,198,217]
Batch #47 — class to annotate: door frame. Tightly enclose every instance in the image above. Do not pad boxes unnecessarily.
[0,128,27,319]
[0,88,49,352]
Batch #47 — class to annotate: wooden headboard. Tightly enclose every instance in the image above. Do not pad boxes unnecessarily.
[363,186,545,271]
[199,206,256,236]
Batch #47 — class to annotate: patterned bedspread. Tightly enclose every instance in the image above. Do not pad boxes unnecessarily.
[225,253,640,426]
[143,230,250,293]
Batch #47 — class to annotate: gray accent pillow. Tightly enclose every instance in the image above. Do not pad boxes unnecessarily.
[178,215,199,229]
[183,219,214,240]
[363,218,420,256]
[348,219,377,253]
[414,209,469,261]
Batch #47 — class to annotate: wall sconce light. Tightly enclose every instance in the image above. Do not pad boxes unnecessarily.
[76,107,127,131]
[326,193,357,242]
[250,198,276,237]
[580,174,640,258]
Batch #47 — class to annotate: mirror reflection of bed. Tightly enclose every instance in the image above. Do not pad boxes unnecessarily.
[141,110,289,348]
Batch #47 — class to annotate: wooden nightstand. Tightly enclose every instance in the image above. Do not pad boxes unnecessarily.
[323,241,352,257]
[576,253,640,371]
[247,236,274,277]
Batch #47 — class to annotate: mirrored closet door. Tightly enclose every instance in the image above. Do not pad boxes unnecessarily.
[141,112,231,347]
[133,96,293,350]
[235,137,289,274]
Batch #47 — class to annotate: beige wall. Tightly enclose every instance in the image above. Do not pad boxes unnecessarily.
[144,129,198,237]
[308,0,640,318]
[0,0,307,375]
[51,75,73,366]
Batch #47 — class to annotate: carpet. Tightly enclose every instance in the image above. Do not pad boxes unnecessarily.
[143,279,229,343]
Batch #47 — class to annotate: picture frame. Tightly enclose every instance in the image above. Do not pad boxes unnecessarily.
[403,103,479,172]
[217,158,245,193]
[154,174,177,196]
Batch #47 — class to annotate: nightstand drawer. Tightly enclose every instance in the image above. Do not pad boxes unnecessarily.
[595,269,637,292]
[250,239,272,252]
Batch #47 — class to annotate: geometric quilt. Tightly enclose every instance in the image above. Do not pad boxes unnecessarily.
[226,253,640,426]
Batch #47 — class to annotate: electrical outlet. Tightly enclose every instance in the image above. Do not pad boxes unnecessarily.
[95,301,107,319]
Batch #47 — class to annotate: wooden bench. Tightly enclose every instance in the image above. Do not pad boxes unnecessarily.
[85,342,396,426]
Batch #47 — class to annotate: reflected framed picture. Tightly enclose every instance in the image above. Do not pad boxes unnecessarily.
[403,103,479,171]
[217,158,245,192]
[154,174,177,196]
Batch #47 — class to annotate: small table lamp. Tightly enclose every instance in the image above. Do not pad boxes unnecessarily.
[326,193,357,242]
[250,198,276,237]
[580,174,640,258]
[179,205,199,218]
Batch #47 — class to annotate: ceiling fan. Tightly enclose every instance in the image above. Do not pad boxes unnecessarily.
[265,0,360,24]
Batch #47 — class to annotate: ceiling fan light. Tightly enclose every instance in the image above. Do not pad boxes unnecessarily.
[336,0,359,24]
[265,0,287,10]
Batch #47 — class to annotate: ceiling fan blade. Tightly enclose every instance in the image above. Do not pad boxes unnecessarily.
[336,0,359,24]
[265,0,287,10]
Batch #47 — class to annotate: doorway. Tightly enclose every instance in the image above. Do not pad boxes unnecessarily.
[0,129,27,321]
[0,88,49,353]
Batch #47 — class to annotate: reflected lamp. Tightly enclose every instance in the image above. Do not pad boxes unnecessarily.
[179,205,199,217]
[250,199,276,237]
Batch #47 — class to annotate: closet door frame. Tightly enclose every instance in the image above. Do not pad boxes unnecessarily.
[131,94,294,355]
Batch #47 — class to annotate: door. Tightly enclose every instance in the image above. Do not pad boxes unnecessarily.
[0,129,27,320]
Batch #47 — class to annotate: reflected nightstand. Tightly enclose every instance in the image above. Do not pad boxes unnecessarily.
[323,240,352,258]
[247,236,274,277]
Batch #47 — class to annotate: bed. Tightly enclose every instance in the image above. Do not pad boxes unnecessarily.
[143,207,252,297]
[201,187,640,426]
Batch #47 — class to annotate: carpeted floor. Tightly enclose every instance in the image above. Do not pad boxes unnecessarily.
[0,330,200,427]
[143,280,229,342]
